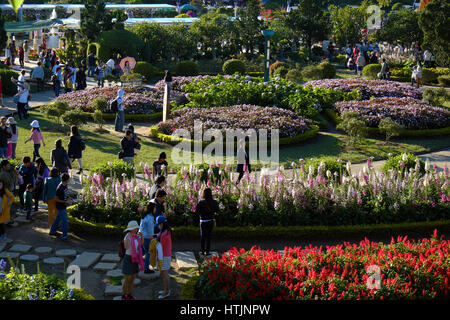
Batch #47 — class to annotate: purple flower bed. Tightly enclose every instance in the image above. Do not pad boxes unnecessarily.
[335,97,450,129]
[55,86,162,114]
[154,76,210,93]
[305,79,422,100]
[158,105,312,138]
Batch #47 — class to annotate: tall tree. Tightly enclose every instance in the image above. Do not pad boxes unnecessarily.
[235,0,263,57]
[329,5,367,46]
[283,0,330,53]
[419,0,450,66]
[79,0,116,43]
[372,8,422,46]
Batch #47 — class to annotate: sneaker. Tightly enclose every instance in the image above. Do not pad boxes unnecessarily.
[157,290,170,299]
[144,269,155,274]
[49,232,57,236]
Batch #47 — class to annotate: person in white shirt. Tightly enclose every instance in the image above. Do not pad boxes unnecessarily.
[356,54,366,76]
[106,58,115,75]
[5,46,10,65]
[114,89,125,132]
[52,61,60,75]
[17,70,26,92]
[423,50,432,68]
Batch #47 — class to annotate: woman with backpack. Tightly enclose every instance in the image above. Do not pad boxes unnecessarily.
[140,201,156,274]
[68,125,85,174]
[51,139,72,174]
[196,188,220,257]
[33,157,49,213]
[25,120,45,163]
[121,220,144,300]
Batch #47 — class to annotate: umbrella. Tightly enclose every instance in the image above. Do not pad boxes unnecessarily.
[180,4,196,10]
[119,57,136,71]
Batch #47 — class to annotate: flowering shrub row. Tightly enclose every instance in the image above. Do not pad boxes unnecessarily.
[157,105,312,138]
[334,97,450,129]
[176,74,360,117]
[0,259,93,300]
[54,86,162,114]
[305,79,422,100]
[76,158,450,227]
[198,232,450,299]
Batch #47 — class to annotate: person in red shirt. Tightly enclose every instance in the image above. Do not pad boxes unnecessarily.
[19,46,25,68]
[156,215,172,299]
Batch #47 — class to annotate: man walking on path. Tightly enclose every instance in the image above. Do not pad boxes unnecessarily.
[31,62,45,92]
[49,172,71,241]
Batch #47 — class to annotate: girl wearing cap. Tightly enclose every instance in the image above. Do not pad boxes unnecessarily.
[122,220,144,300]
[25,121,45,163]
[156,215,172,299]
[6,117,18,160]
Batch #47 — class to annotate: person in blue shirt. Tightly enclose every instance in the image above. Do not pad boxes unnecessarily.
[140,203,156,274]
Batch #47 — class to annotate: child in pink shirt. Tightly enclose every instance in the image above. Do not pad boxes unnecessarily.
[156,215,172,299]
[25,120,45,162]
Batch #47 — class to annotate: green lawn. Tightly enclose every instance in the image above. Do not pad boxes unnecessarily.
[13,109,450,171]
[15,110,175,171]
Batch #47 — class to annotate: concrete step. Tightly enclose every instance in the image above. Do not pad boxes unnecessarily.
[69,252,102,269]
[93,262,117,272]
[104,285,123,296]
[43,257,65,265]
[175,251,198,270]
[9,244,32,253]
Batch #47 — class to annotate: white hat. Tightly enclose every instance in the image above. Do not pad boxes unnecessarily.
[124,220,140,232]
[30,120,39,128]
[6,117,16,124]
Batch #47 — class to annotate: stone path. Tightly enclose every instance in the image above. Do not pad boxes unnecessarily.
[0,235,215,299]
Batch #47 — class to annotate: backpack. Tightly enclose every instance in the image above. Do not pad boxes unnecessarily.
[118,240,125,259]
[80,139,86,151]
[110,98,118,113]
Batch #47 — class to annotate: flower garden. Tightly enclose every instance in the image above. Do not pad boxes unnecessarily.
[70,157,449,230]
[54,86,162,114]
[196,232,449,300]
[334,97,450,129]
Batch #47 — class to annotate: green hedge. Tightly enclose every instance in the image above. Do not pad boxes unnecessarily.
[326,109,450,138]
[66,210,450,240]
[181,275,200,300]
[149,125,320,148]
[86,112,162,122]
[0,69,19,96]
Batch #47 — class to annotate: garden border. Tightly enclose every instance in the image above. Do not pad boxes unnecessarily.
[324,109,450,138]
[148,125,320,148]
[86,111,163,122]
[66,210,450,240]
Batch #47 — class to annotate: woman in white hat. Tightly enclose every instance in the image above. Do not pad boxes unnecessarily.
[25,120,45,162]
[121,220,144,300]
[6,117,18,160]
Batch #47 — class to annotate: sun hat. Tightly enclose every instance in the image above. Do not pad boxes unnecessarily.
[6,117,16,124]
[156,215,167,225]
[124,220,140,232]
[30,120,39,128]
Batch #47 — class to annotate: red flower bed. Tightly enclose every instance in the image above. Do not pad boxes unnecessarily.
[198,231,450,300]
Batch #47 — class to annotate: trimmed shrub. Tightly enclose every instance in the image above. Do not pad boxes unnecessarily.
[89,159,135,182]
[334,54,347,65]
[336,111,368,144]
[0,69,19,96]
[378,117,403,142]
[285,69,302,83]
[222,59,246,75]
[269,61,290,76]
[382,153,425,174]
[318,61,336,79]
[421,68,438,85]
[175,60,199,76]
[97,29,148,62]
[301,65,323,80]
[422,87,449,106]
[90,97,108,112]
[132,61,158,81]
[273,65,290,78]
[42,101,70,128]
[92,109,104,129]
[362,63,381,79]
[120,73,143,83]
[438,75,450,86]
[61,110,89,128]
